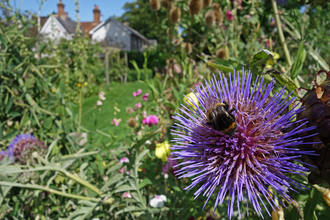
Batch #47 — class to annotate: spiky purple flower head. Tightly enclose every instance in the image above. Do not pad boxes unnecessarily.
[8,134,47,165]
[171,70,316,218]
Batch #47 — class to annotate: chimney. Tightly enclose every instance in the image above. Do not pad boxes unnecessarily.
[93,5,100,23]
[57,0,65,17]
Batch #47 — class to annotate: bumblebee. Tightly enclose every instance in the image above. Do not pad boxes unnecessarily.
[205,96,237,136]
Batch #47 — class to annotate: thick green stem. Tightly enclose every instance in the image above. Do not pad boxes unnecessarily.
[78,88,82,132]
[271,0,292,67]
[36,155,102,195]
[0,181,103,203]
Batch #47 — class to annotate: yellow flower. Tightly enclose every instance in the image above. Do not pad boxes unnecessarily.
[77,83,82,88]
[155,141,171,162]
[51,89,54,93]
[84,82,88,86]
[266,52,280,68]
[183,92,199,110]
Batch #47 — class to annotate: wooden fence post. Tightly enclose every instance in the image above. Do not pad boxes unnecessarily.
[124,52,128,83]
[105,48,110,88]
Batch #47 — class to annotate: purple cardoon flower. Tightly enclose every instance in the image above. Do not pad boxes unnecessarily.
[171,69,316,219]
[8,134,47,165]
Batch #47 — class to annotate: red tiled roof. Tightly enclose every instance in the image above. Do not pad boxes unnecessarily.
[81,22,100,36]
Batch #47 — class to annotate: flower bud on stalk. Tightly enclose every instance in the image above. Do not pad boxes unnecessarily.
[189,0,203,15]
[271,206,284,220]
[150,0,160,10]
[314,185,330,207]
[170,7,181,23]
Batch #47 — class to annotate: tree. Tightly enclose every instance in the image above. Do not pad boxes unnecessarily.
[118,0,167,44]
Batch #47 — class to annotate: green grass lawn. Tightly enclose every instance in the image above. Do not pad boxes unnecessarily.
[72,81,150,149]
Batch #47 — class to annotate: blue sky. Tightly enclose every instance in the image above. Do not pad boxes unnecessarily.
[16,0,135,21]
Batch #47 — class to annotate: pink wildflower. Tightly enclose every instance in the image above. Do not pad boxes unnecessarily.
[162,156,178,174]
[135,103,142,108]
[123,192,132,198]
[119,167,125,173]
[120,157,130,163]
[96,100,103,106]
[226,10,234,21]
[136,89,142,96]
[142,93,149,101]
[132,92,137,97]
[193,82,201,87]
[111,118,122,126]
[142,115,159,127]
[99,91,105,96]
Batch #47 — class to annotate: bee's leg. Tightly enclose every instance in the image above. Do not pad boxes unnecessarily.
[228,108,236,114]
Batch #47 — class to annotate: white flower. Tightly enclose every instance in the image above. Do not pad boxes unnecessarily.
[99,94,106,100]
[96,100,103,106]
[145,140,151,145]
[150,195,167,208]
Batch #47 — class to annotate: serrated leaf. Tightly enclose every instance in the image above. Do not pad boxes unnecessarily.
[42,117,53,130]
[138,178,153,189]
[207,61,235,74]
[136,149,149,165]
[115,206,142,216]
[5,97,13,114]
[114,184,135,193]
[249,49,274,74]
[105,163,122,175]
[101,174,123,192]
[272,74,298,96]
[291,42,306,79]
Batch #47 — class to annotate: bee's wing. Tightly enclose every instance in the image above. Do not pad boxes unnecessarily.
[204,96,220,109]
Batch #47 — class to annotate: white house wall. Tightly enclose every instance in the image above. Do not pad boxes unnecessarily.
[40,17,72,41]
[91,20,131,51]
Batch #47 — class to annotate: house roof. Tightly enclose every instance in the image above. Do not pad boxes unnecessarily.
[56,17,80,35]
[89,17,150,44]
[81,21,99,36]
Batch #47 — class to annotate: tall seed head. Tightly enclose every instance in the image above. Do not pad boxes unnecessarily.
[205,10,215,26]
[203,0,213,7]
[150,0,161,11]
[161,0,171,10]
[216,48,227,60]
[214,8,223,24]
[189,0,203,15]
[128,117,137,128]
[212,2,219,10]
[185,42,192,55]
[170,7,181,23]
